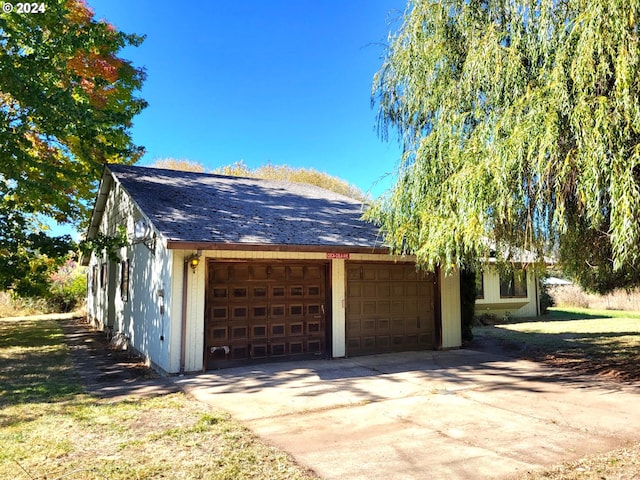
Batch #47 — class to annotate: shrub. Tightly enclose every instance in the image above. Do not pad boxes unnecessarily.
[539,283,554,314]
[548,284,590,308]
[474,313,499,325]
[548,284,640,312]
[0,291,50,317]
[48,259,87,312]
[587,288,640,311]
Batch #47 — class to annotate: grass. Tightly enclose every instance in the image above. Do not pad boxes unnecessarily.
[474,307,640,372]
[0,317,317,480]
[547,305,640,320]
[3,311,639,480]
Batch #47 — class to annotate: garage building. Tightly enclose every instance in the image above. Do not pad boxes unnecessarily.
[84,164,461,374]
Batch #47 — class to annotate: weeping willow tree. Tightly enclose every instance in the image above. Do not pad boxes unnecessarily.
[369,0,640,293]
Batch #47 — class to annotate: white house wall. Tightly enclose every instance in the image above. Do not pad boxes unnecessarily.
[476,265,539,318]
[440,268,461,349]
[86,179,175,374]
[170,249,206,373]
[331,259,346,357]
[118,242,174,373]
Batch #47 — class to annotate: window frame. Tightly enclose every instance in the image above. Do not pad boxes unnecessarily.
[100,263,107,290]
[499,269,528,298]
[475,271,484,299]
[120,259,130,302]
[91,265,98,293]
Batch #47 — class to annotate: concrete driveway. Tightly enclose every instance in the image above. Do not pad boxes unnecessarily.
[176,350,640,480]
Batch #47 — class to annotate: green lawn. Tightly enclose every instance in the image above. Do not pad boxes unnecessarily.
[0,317,317,480]
[473,307,640,370]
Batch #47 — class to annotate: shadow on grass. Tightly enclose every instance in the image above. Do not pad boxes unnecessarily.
[0,319,83,408]
[543,309,614,321]
[498,309,614,324]
[472,317,640,383]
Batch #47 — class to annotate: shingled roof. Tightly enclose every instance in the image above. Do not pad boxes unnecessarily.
[92,164,385,251]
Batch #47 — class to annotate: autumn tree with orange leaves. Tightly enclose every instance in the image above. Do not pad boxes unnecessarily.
[0,0,146,295]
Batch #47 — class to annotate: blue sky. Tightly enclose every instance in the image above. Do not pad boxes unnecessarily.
[88,0,407,200]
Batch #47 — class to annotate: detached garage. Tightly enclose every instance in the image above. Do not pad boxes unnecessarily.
[84,164,461,374]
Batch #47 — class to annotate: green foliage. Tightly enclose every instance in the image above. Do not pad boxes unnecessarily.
[539,284,554,314]
[0,0,146,289]
[0,204,74,297]
[214,161,369,201]
[48,258,87,312]
[79,225,127,263]
[370,0,640,291]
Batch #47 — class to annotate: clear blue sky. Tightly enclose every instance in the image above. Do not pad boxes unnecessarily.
[88,0,407,199]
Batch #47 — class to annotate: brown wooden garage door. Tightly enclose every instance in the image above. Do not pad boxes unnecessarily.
[346,262,436,356]
[205,261,328,368]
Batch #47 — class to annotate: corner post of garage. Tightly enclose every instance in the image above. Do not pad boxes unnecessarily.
[330,258,346,358]
[180,249,203,374]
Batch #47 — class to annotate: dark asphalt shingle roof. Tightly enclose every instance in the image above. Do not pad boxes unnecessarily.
[106,164,384,249]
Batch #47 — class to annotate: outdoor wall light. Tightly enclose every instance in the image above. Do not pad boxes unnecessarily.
[189,256,200,272]
[186,250,202,273]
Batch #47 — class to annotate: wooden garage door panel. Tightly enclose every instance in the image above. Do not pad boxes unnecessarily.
[205,262,327,367]
[346,263,435,356]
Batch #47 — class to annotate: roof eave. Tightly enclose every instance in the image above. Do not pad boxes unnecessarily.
[165,240,389,255]
[80,166,113,265]
[85,166,113,241]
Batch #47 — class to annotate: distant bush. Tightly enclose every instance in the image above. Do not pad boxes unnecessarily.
[474,313,499,326]
[48,259,86,312]
[0,257,86,316]
[548,284,589,308]
[539,284,554,314]
[0,291,50,317]
[548,284,640,312]
[213,161,370,202]
[589,288,640,311]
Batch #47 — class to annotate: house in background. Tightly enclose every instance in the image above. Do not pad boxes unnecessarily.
[83,165,462,374]
[475,261,542,319]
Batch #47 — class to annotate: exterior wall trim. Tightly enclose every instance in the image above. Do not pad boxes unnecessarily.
[166,240,389,255]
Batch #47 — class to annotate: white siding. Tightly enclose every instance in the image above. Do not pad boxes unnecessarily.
[171,249,206,373]
[85,180,175,373]
[169,255,184,373]
[331,259,346,358]
[440,268,462,349]
[476,265,539,318]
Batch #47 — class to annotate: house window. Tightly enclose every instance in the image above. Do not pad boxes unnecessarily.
[100,263,107,290]
[475,271,484,299]
[91,265,98,293]
[500,269,527,298]
[121,259,130,302]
